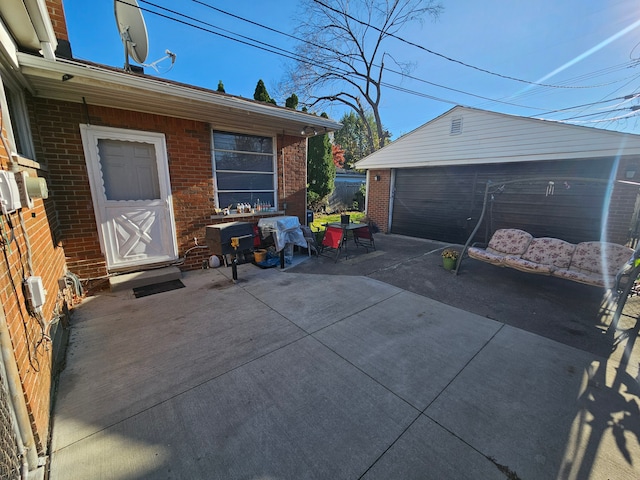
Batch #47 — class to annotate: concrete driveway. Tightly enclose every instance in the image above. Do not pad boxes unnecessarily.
[48,234,640,479]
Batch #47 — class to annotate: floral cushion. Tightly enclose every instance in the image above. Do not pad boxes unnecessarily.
[468,246,516,266]
[503,257,554,275]
[468,230,633,288]
[568,242,633,276]
[521,237,576,269]
[486,229,533,256]
[552,268,608,287]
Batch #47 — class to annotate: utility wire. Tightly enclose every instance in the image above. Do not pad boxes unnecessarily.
[183,0,639,113]
[140,0,550,110]
[556,109,640,124]
[134,0,638,127]
[188,0,638,93]
[531,95,634,117]
[560,107,635,121]
[311,0,633,90]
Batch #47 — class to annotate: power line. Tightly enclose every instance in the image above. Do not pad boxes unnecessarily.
[137,0,545,110]
[144,0,555,111]
[183,0,640,115]
[134,0,638,129]
[560,107,635,121]
[554,109,640,124]
[311,0,634,90]
[531,95,634,117]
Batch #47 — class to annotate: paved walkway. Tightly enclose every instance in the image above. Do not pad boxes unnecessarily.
[49,244,640,479]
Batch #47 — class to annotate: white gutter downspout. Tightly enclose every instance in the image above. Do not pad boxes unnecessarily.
[304,137,308,223]
[364,170,370,215]
[0,308,38,473]
[388,169,396,233]
[23,0,58,60]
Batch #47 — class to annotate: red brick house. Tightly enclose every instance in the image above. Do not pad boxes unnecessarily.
[0,0,339,474]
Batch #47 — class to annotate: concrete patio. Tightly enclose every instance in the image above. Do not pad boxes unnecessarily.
[48,234,640,479]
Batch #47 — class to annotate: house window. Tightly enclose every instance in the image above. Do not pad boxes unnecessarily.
[212,130,275,209]
[2,81,35,159]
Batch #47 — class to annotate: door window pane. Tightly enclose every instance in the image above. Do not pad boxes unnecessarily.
[98,139,160,201]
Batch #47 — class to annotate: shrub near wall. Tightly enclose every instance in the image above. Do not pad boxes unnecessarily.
[0,127,70,454]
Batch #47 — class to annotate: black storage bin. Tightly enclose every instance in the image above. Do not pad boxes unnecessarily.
[306,210,314,225]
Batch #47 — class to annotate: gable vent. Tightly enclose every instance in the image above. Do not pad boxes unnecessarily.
[450,117,463,135]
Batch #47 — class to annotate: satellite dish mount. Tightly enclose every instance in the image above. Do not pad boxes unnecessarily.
[114,0,149,72]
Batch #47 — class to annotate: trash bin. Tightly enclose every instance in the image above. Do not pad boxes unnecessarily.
[306,209,314,225]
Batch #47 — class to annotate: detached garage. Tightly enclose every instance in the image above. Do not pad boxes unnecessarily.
[357,106,640,246]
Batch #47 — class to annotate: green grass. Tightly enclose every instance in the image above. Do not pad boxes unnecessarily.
[310,211,366,232]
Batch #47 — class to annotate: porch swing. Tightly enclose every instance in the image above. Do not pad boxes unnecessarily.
[453,176,640,333]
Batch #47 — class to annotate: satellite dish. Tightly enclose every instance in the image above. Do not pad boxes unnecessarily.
[114,0,148,70]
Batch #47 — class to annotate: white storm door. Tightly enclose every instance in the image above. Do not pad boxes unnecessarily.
[80,125,178,270]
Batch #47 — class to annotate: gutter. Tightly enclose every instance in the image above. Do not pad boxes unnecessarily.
[17,53,342,131]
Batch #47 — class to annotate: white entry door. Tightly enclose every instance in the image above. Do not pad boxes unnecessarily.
[80,125,178,270]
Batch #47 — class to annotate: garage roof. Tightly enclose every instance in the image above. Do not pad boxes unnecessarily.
[356,106,640,169]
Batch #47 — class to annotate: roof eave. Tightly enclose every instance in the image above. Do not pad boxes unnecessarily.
[17,53,342,137]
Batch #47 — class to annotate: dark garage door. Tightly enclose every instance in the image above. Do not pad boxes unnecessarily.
[390,159,614,245]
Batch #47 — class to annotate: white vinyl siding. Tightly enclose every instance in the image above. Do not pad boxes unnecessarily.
[356,106,640,169]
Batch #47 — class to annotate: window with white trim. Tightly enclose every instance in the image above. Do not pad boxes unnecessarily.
[212,130,276,209]
[1,78,35,160]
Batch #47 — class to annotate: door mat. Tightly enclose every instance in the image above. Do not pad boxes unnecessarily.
[133,279,185,298]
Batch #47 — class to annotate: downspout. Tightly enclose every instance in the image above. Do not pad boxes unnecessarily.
[0,308,38,472]
[387,169,396,233]
[364,170,370,215]
[281,146,286,210]
[304,136,308,222]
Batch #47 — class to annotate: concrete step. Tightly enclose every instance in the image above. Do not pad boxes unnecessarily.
[109,266,182,292]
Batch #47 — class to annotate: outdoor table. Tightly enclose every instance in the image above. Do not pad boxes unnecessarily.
[326,222,369,257]
[258,216,307,268]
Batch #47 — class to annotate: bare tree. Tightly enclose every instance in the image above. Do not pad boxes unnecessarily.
[287,0,442,151]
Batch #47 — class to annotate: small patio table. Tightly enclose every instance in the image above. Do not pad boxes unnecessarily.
[324,222,369,259]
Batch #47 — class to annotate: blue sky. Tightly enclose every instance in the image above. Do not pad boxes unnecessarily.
[62,0,640,139]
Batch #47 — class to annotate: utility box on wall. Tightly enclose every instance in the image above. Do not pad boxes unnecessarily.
[0,171,22,214]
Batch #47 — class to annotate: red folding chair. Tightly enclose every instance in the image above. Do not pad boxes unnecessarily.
[320,226,345,262]
[353,224,376,252]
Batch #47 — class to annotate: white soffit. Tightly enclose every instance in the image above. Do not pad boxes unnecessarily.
[0,0,57,52]
[17,53,342,137]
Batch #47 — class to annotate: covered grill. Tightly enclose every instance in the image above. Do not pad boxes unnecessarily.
[205,221,254,256]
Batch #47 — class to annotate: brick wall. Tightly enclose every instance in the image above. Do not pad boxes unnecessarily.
[30,97,309,277]
[277,134,307,222]
[365,169,391,233]
[0,126,70,454]
[46,0,69,41]
[30,98,104,280]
